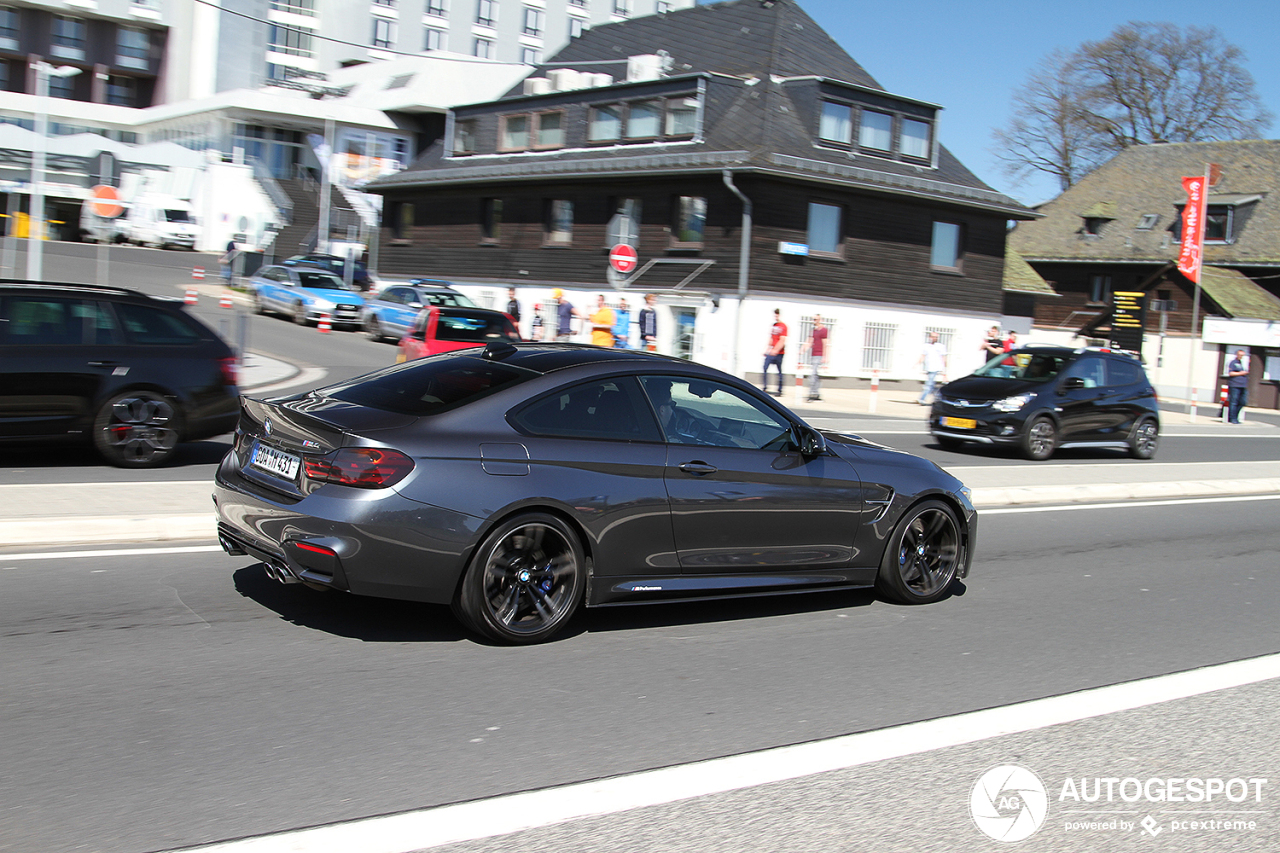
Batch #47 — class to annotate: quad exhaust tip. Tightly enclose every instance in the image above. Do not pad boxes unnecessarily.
[264,561,299,584]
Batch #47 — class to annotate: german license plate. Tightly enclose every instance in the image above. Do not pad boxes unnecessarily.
[251,443,300,479]
[942,417,977,430]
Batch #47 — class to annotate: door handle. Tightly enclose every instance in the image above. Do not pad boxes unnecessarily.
[87,361,118,368]
[678,462,718,475]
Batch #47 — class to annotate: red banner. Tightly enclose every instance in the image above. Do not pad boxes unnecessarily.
[1177,175,1208,283]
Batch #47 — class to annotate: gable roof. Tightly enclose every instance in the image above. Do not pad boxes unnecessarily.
[1200,266,1280,320]
[1003,247,1058,296]
[370,0,1034,219]
[1010,139,1280,266]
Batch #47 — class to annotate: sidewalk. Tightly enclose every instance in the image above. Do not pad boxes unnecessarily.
[1,352,1276,550]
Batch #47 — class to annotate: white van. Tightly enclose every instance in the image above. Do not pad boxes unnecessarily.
[125,197,201,250]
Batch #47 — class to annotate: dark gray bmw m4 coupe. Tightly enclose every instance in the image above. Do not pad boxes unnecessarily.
[215,343,976,644]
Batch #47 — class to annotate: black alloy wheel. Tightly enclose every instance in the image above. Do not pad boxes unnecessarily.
[1022,416,1057,461]
[456,513,585,644]
[1129,419,1159,459]
[92,390,180,468]
[875,500,962,605]
[365,315,384,342]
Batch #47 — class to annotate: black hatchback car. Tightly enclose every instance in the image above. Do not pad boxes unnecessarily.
[930,345,1160,461]
[0,280,240,467]
[215,344,976,644]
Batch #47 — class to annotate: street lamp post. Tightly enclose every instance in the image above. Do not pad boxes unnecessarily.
[27,60,81,282]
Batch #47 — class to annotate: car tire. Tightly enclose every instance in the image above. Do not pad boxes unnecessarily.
[456,512,586,644]
[874,499,962,605]
[1022,416,1057,461]
[92,390,181,468]
[1128,418,1159,459]
[252,292,266,316]
[365,315,384,342]
[935,435,963,451]
[293,301,309,325]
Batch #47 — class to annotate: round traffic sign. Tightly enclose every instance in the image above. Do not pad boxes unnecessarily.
[89,185,124,219]
[609,243,638,274]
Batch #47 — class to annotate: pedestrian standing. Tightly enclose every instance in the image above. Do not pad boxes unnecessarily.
[1001,331,1019,376]
[505,287,521,324]
[613,297,632,348]
[1227,348,1250,424]
[762,308,787,395]
[801,314,829,401]
[981,325,1004,362]
[220,238,237,284]
[530,304,544,341]
[554,289,577,341]
[639,293,658,351]
[917,331,948,405]
[590,294,616,347]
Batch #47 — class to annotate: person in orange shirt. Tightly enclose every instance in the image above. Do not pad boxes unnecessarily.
[590,294,616,347]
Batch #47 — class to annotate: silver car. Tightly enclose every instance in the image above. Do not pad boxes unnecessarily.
[360,282,478,342]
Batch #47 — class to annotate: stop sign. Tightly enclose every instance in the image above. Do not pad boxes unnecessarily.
[89,185,124,219]
[609,243,638,274]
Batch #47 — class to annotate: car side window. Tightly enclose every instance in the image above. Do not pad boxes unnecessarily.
[1106,358,1144,386]
[1063,357,1105,389]
[639,376,793,449]
[115,304,201,345]
[380,289,403,305]
[512,377,661,442]
[0,296,118,346]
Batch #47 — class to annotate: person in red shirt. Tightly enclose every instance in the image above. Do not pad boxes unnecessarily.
[802,314,829,401]
[763,308,787,395]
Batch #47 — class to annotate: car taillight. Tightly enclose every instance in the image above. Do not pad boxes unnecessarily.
[219,357,239,386]
[303,448,414,488]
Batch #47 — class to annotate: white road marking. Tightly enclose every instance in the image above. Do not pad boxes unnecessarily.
[983,493,1280,515]
[160,653,1280,853]
[0,545,222,563]
[0,480,211,489]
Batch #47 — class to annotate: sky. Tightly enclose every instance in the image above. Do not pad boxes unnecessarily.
[754,0,1280,208]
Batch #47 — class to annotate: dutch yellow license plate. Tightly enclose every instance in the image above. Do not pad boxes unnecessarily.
[942,417,977,430]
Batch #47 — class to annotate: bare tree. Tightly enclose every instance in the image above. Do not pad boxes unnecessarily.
[995,22,1272,191]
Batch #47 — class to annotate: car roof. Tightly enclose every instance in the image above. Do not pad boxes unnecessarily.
[0,279,177,304]
[471,342,700,375]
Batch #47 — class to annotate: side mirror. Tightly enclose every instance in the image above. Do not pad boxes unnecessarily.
[1062,377,1085,391]
[408,301,423,309]
[793,424,827,456]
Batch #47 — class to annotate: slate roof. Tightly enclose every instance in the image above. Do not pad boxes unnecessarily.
[1009,139,1280,266]
[370,0,1034,219]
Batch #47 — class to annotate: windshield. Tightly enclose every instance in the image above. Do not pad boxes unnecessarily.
[419,290,478,308]
[163,209,192,223]
[973,350,1069,383]
[298,272,360,292]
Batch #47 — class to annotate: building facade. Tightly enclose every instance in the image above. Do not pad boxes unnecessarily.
[368,0,1036,383]
[1009,139,1280,409]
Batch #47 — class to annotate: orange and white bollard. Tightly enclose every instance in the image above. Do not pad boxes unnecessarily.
[1220,383,1230,423]
[192,266,205,280]
[219,291,233,309]
[318,312,331,333]
[184,288,198,305]
[868,369,880,414]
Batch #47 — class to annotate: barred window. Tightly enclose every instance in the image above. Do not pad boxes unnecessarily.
[924,326,955,357]
[861,322,896,372]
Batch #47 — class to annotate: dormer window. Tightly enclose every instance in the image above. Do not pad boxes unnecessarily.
[858,110,892,151]
[1082,217,1108,236]
[589,96,701,145]
[816,97,935,164]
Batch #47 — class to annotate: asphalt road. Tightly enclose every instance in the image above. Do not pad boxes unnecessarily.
[1,498,1277,853]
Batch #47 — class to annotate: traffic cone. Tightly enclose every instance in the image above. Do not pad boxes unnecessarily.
[219,291,233,309]
[192,266,205,280]
[184,288,198,305]
[318,312,331,333]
